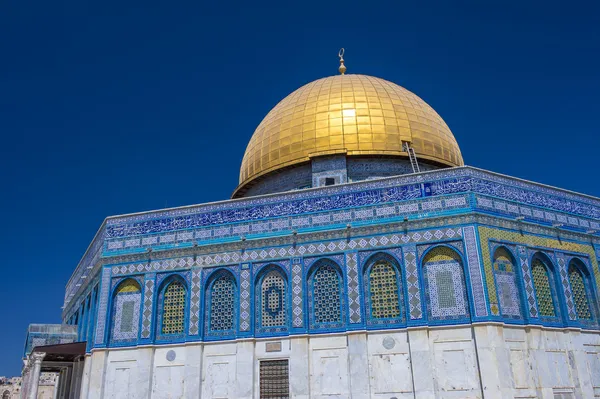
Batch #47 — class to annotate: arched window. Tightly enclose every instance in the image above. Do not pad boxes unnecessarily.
[568,261,592,320]
[492,247,522,319]
[309,260,343,328]
[258,269,287,330]
[365,255,402,323]
[161,281,186,335]
[110,279,142,343]
[422,246,469,321]
[209,272,236,333]
[531,258,556,318]
[3,390,10,399]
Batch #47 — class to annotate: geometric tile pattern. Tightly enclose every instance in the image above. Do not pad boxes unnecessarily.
[141,275,155,339]
[67,166,600,312]
[531,260,556,318]
[109,228,464,277]
[291,259,304,328]
[568,264,592,320]
[111,291,141,342]
[495,273,522,318]
[94,268,111,345]
[403,245,422,320]
[345,252,361,324]
[518,245,538,318]
[188,269,201,335]
[240,265,251,332]
[477,226,600,318]
[463,226,488,317]
[424,260,469,320]
[557,254,576,321]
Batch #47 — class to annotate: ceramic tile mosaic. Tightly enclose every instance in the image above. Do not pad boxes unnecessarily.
[291,259,304,328]
[403,246,422,320]
[463,226,488,317]
[94,268,111,345]
[188,269,201,335]
[345,252,361,324]
[141,275,155,339]
[240,264,251,332]
[424,260,469,320]
[111,291,141,342]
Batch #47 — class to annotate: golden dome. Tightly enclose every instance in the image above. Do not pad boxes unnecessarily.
[237,74,463,193]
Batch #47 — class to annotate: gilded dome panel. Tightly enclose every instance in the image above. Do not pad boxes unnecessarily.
[238,74,463,188]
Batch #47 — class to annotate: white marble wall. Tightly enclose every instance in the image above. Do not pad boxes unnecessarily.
[82,325,600,399]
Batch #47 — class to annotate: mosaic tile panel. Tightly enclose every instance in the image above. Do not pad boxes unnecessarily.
[161,282,186,335]
[478,226,600,319]
[109,228,463,277]
[141,275,155,339]
[556,254,576,321]
[568,264,592,320]
[69,166,600,312]
[403,246,422,320]
[240,264,251,332]
[345,252,361,323]
[495,273,522,318]
[531,260,556,318]
[291,258,304,328]
[188,269,201,335]
[424,261,469,320]
[94,268,111,345]
[112,291,141,342]
[463,226,488,317]
[517,246,538,318]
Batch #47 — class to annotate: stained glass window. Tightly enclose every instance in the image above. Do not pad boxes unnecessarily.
[369,261,400,319]
[210,274,235,331]
[312,264,341,324]
[531,260,555,317]
[161,281,186,335]
[568,264,591,320]
[261,271,286,327]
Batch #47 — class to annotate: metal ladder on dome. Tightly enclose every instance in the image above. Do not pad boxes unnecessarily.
[403,141,421,173]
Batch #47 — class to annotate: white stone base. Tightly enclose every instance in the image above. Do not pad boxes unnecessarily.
[82,325,600,399]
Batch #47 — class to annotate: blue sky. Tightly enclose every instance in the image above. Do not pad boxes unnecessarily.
[1,0,599,375]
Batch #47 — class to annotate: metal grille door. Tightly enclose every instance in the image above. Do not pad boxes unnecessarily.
[259,359,289,399]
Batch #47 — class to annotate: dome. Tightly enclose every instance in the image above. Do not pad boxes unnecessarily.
[235,74,463,196]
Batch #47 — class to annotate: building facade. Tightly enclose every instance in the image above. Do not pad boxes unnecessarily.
[24,69,600,398]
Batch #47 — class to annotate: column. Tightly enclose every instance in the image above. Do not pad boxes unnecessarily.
[21,360,31,399]
[53,373,60,399]
[28,352,46,399]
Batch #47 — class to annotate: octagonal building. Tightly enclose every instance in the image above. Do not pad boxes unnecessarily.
[21,62,600,399]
